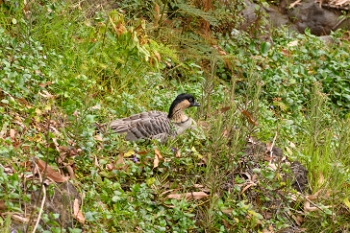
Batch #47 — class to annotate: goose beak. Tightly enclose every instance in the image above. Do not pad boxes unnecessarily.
[191,101,200,107]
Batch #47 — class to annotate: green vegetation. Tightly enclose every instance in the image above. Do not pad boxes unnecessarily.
[0,0,349,232]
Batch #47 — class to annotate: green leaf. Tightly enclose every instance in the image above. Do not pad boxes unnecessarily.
[260,42,271,56]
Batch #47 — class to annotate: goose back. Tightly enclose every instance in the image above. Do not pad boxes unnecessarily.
[110,111,176,142]
[109,93,199,142]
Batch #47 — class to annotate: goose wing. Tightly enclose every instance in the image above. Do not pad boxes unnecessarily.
[110,111,174,141]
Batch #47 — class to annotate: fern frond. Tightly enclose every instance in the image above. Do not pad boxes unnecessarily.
[177,3,218,26]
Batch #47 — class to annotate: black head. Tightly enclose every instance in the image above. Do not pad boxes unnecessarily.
[168,93,200,118]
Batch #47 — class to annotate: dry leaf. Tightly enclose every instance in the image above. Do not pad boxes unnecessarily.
[241,110,258,126]
[335,0,349,5]
[57,146,80,163]
[116,152,125,167]
[266,142,272,152]
[0,200,6,211]
[160,189,176,197]
[66,165,75,180]
[317,172,325,187]
[268,163,277,171]
[289,141,296,148]
[36,159,69,182]
[281,49,290,56]
[153,148,164,169]
[72,110,79,117]
[106,163,115,170]
[218,50,227,56]
[222,128,229,137]
[222,218,231,229]
[212,45,227,55]
[154,51,161,62]
[114,22,125,35]
[304,200,319,212]
[94,134,103,141]
[39,90,54,99]
[285,146,293,156]
[153,155,159,169]
[289,0,301,8]
[11,214,29,223]
[94,155,99,167]
[287,40,299,46]
[155,4,160,14]
[52,138,60,151]
[291,215,303,226]
[154,148,163,160]
[138,150,148,155]
[23,0,31,18]
[262,228,274,233]
[167,192,209,201]
[89,104,101,110]
[264,155,276,162]
[3,166,14,174]
[241,183,257,194]
[220,106,231,113]
[175,149,181,158]
[39,81,52,88]
[304,190,332,212]
[221,208,234,214]
[165,61,172,67]
[0,122,8,138]
[9,129,16,139]
[307,189,322,200]
[73,198,85,224]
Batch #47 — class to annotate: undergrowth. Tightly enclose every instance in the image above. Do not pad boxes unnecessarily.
[0,0,349,233]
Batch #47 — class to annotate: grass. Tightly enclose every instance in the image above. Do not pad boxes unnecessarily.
[0,1,349,232]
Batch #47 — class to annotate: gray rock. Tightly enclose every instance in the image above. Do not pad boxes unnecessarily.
[240,0,350,36]
[282,0,349,35]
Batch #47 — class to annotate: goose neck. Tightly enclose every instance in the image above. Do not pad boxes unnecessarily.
[170,109,188,124]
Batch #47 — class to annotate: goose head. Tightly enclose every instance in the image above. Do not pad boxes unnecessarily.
[167,93,200,124]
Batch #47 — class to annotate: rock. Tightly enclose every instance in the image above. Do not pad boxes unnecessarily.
[282,0,349,35]
[240,0,350,36]
[239,0,298,36]
[239,0,261,31]
[290,161,309,193]
[318,35,336,44]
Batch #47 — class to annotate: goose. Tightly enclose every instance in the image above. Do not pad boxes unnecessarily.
[109,93,200,142]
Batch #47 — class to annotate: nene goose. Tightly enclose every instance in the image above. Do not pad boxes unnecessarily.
[110,93,200,142]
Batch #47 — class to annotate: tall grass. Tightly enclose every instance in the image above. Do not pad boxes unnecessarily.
[299,84,350,232]
[0,1,349,232]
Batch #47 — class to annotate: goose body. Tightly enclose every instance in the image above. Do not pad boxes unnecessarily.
[110,94,199,142]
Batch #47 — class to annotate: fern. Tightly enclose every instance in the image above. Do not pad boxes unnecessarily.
[177,3,218,26]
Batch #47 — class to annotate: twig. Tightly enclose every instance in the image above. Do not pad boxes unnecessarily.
[332,17,347,30]
[1,212,29,223]
[321,3,350,10]
[31,163,46,233]
[289,0,302,8]
[303,189,331,214]
[269,131,278,163]
[26,103,53,233]
[32,106,54,231]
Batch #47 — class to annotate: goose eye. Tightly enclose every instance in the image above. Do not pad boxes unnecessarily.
[189,98,193,102]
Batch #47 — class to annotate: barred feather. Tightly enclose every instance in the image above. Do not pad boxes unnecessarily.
[109,94,199,142]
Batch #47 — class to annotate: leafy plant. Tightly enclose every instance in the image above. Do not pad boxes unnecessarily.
[0,0,349,232]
